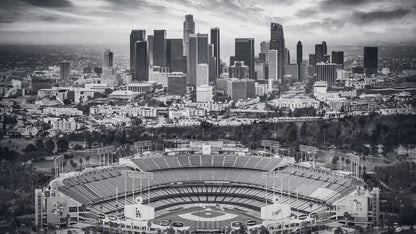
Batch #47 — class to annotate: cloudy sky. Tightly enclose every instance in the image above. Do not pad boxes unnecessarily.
[0,0,415,58]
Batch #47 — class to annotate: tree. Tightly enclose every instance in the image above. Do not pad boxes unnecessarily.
[56,139,69,153]
[79,158,83,170]
[85,156,90,166]
[332,156,339,170]
[334,227,344,234]
[44,139,55,153]
[24,144,37,154]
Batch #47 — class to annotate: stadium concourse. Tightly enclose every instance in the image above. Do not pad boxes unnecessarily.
[36,150,363,233]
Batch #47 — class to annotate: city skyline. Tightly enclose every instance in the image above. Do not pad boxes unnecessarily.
[0,0,415,60]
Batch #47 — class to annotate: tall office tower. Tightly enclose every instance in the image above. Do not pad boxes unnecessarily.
[315,44,324,64]
[255,61,265,80]
[208,44,216,83]
[147,35,154,68]
[168,75,187,96]
[153,30,167,67]
[299,61,308,82]
[210,27,220,77]
[364,47,378,75]
[183,14,195,57]
[270,23,285,81]
[196,85,213,102]
[260,41,270,64]
[235,38,255,79]
[322,41,327,55]
[197,64,209,86]
[268,50,278,81]
[230,61,249,79]
[130,30,146,75]
[284,48,290,64]
[134,41,148,81]
[317,63,337,85]
[309,54,316,66]
[331,51,344,69]
[197,33,209,64]
[103,49,113,68]
[167,39,183,72]
[188,34,198,86]
[296,41,303,65]
[324,55,330,63]
[60,61,70,80]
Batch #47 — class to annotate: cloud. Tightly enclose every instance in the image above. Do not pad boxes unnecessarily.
[353,8,411,23]
[20,0,73,8]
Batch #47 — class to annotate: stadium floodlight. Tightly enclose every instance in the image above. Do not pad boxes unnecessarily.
[120,170,154,207]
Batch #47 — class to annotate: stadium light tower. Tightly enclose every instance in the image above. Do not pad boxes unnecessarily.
[121,170,154,207]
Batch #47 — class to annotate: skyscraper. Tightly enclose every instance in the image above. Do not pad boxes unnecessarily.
[364,47,378,75]
[322,41,327,55]
[183,14,195,57]
[317,63,337,85]
[210,28,220,77]
[147,35,154,68]
[235,38,255,79]
[130,30,146,76]
[60,61,70,80]
[188,34,198,86]
[315,44,324,64]
[153,30,167,67]
[167,39,183,72]
[331,51,344,69]
[208,44,216,83]
[296,41,302,65]
[134,41,148,81]
[270,23,285,81]
[268,50,278,81]
[197,63,209,86]
[103,49,113,68]
[197,33,209,64]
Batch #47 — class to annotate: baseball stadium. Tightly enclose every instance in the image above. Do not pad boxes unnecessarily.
[35,141,379,233]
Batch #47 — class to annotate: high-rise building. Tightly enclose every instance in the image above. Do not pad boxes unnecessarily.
[260,41,270,64]
[197,64,209,86]
[322,41,327,55]
[268,50,278,81]
[284,64,298,81]
[331,51,344,69]
[60,61,70,80]
[226,79,255,101]
[270,23,285,81]
[299,61,308,82]
[197,33,209,64]
[230,61,249,79]
[153,30,167,67]
[235,38,255,79]
[183,14,195,57]
[188,34,198,86]
[309,54,316,66]
[255,61,265,80]
[210,27,220,77]
[103,49,113,68]
[134,41,148,81]
[317,63,337,85]
[364,47,378,75]
[196,85,213,102]
[167,39,183,72]
[147,35,154,68]
[168,74,187,96]
[296,41,303,65]
[130,30,146,75]
[315,44,324,64]
[208,44,216,83]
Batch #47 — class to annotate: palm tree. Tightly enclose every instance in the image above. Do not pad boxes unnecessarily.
[62,161,67,173]
[85,156,90,167]
[79,158,83,170]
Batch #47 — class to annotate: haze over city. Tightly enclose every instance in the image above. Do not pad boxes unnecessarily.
[1,0,416,59]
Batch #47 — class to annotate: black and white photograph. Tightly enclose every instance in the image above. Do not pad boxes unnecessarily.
[0,0,416,233]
